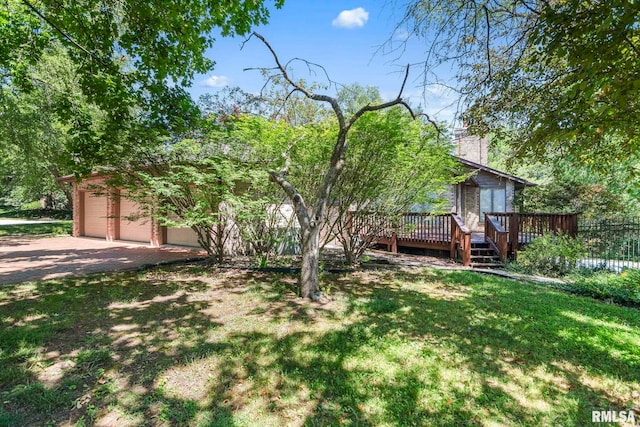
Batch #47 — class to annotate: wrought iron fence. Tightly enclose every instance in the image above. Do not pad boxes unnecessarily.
[578,217,640,271]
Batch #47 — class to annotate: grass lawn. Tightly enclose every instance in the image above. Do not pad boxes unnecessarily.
[0,206,72,237]
[1,265,639,426]
[0,221,72,237]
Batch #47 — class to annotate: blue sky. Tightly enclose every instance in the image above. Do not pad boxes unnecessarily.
[188,1,460,124]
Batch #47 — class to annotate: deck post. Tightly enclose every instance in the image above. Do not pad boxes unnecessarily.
[509,213,520,256]
[450,215,456,259]
[462,232,471,266]
[391,231,398,253]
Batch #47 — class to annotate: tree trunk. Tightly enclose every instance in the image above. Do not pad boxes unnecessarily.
[300,224,321,299]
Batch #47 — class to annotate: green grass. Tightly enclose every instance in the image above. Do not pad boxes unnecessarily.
[1,265,639,426]
[0,221,72,237]
[0,206,72,220]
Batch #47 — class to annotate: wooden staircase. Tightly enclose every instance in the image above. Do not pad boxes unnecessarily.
[470,241,504,269]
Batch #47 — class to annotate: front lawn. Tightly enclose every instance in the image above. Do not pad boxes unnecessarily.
[0,221,72,237]
[1,265,638,426]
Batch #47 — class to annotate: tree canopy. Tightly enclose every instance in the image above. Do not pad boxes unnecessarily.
[400,0,640,166]
[1,0,282,172]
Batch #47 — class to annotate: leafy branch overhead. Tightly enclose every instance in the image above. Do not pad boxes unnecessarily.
[1,0,283,171]
[400,0,640,166]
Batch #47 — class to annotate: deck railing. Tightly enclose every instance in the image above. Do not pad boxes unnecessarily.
[354,211,578,263]
[487,212,578,254]
[352,212,451,253]
[397,213,451,244]
[451,213,471,266]
[485,214,508,262]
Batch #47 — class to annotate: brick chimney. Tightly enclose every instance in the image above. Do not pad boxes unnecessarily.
[453,127,489,166]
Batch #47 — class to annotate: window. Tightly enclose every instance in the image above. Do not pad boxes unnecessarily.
[480,188,506,221]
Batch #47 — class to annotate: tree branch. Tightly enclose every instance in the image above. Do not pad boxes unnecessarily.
[251,32,346,129]
[347,64,413,128]
[21,0,100,63]
[268,170,310,228]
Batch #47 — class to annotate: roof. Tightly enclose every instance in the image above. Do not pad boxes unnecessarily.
[455,157,536,187]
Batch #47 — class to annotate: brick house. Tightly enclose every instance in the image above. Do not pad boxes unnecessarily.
[446,128,534,231]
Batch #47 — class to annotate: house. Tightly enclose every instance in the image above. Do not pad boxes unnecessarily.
[63,128,567,267]
[446,128,535,231]
[61,128,534,246]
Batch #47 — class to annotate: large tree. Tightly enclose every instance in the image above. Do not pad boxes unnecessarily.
[398,0,640,166]
[1,0,282,171]
[0,45,85,207]
[251,33,433,300]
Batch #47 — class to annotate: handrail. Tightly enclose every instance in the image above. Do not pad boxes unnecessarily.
[485,214,508,262]
[451,213,471,266]
[452,213,471,234]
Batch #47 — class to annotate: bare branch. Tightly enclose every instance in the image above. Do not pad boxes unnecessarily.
[251,32,346,129]
[347,64,413,128]
[483,5,492,80]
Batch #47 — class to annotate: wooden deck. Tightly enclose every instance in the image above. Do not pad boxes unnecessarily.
[356,212,579,266]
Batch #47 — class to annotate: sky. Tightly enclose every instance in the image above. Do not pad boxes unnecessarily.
[187,1,461,125]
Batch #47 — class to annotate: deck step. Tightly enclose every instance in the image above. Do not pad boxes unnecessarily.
[469,241,504,269]
[470,262,504,269]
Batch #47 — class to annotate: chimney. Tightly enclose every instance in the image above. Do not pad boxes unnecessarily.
[453,126,488,166]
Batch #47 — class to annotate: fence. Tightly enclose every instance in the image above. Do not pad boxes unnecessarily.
[578,217,640,272]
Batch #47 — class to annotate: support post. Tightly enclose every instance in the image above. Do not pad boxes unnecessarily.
[509,213,520,255]
[462,232,471,266]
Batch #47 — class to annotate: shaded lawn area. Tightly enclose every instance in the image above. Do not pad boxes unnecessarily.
[0,208,72,221]
[0,265,639,426]
[0,221,72,237]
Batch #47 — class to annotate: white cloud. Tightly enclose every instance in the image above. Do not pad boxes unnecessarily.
[332,7,369,29]
[201,75,230,88]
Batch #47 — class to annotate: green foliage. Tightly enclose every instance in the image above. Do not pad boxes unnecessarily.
[0,207,71,220]
[511,234,587,277]
[0,221,72,237]
[489,136,640,219]
[559,270,640,306]
[1,0,282,172]
[0,45,83,207]
[401,0,640,168]
[327,93,458,264]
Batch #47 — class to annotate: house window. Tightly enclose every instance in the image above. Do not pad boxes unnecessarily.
[480,188,506,221]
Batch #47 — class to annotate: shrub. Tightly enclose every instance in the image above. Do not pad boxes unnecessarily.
[560,269,640,306]
[511,234,587,277]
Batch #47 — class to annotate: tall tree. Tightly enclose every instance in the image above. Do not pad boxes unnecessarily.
[251,33,429,300]
[1,0,282,170]
[398,0,640,166]
[0,45,88,207]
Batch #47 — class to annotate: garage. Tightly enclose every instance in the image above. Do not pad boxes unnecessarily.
[166,226,200,248]
[83,192,108,238]
[119,197,151,243]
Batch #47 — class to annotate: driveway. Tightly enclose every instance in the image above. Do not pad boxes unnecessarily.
[0,236,206,285]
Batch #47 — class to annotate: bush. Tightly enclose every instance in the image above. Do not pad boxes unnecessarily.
[511,234,587,277]
[559,269,640,306]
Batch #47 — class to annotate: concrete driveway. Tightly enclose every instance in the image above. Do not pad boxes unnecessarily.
[0,236,206,285]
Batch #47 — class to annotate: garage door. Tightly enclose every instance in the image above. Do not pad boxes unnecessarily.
[119,197,150,243]
[166,226,200,247]
[83,192,107,238]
